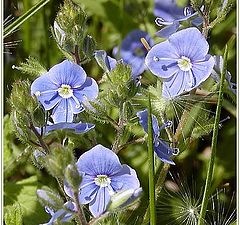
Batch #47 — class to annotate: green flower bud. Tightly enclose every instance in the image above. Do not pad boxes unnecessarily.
[83,35,95,58]
[64,164,82,194]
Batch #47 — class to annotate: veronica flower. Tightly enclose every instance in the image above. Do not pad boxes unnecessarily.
[145,27,215,99]
[154,0,202,38]
[31,60,98,123]
[113,29,154,78]
[41,201,76,225]
[136,109,179,165]
[64,144,140,217]
[211,55,236,95]
[38,122,95,135]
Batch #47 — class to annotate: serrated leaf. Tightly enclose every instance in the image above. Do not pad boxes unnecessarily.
[4,176,49,225]
[4,203,23,225]
[14,56,47,78]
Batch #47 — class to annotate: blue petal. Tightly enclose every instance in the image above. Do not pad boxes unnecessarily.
[48,60,87,88]
[154,0,183,20]
[76,144,122,176]
[73,77,99,103]
[79,178,99,204]
[145,40,179,78]
[190,55,215,89]
[162,70,188,99]
[169,27,209,60]
[136,109,159,137]
[31,73,61,110]
[51,99,74,123]
[155,22,180,38]
[154,140,176,165]
[111,165,140,191]
[89,187,111,217]
[44,122,95,134]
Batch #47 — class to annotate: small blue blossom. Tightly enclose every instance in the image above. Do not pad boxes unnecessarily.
[42,122,95,135]
[145,27,215,99]
[114,29,154,78]
[31,60,99,123]
[136,109,179,165]
[211,55,236,95]
[41,201,76,225]
[154,0,202,38]
[64,144,140,217]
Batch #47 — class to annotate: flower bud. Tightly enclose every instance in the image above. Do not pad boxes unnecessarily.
[64,164,82,194]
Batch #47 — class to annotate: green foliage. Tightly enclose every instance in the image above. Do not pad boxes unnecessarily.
[13,57,47,78]
[4,176,49,225]
[45,146,74,178]
[4,203,23,225]
[9,80,42,145]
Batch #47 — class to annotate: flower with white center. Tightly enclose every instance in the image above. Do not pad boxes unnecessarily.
[31,60,99,123]
[145,27,215,99]
[64,144,140,217]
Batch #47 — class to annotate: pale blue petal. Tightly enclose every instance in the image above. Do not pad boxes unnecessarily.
[31,73,61,110]
[79,179,99,204]
[111,165,140,191]
[51,99,74,123]
[162,70,188,99]
[89,187,111,217]
[76,145,122,176]
[48,60,87,88]
[169,27,209,60]
[45,122,95,134]
[190,55,215,90]
[73,77,99,102]
[155,22,180,38]
[145,41,179,78]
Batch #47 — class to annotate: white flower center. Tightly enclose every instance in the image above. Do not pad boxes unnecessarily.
[177,56,192,71]
[58,84,73,98]
[94,175,111,187]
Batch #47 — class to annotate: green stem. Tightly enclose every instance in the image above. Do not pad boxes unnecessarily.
[73,191,88,225]
[197,45,228,225]
[4,0,51,38]
[147,94,156,225]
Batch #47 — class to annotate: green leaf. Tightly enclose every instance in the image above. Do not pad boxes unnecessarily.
[4,203,23,225]
[4,176,49,225]
[13,57,47,78]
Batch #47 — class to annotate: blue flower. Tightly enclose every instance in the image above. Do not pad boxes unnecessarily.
[154,0,202,38]
[211,55,236,95]
[114,29,154,78]
[64,144,140,217]
[145,27,215,99]
[31,60,99,123]
[41,201,76,225]
[41,122,95,135]
[136,109,179,165]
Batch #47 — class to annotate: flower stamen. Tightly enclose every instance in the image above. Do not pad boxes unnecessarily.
[177,56,192,71]
[94,175,111,187]
[58,84,73,98]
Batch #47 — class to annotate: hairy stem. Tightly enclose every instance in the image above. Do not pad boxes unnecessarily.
[73,191,88,225]
[147,94,156,225]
